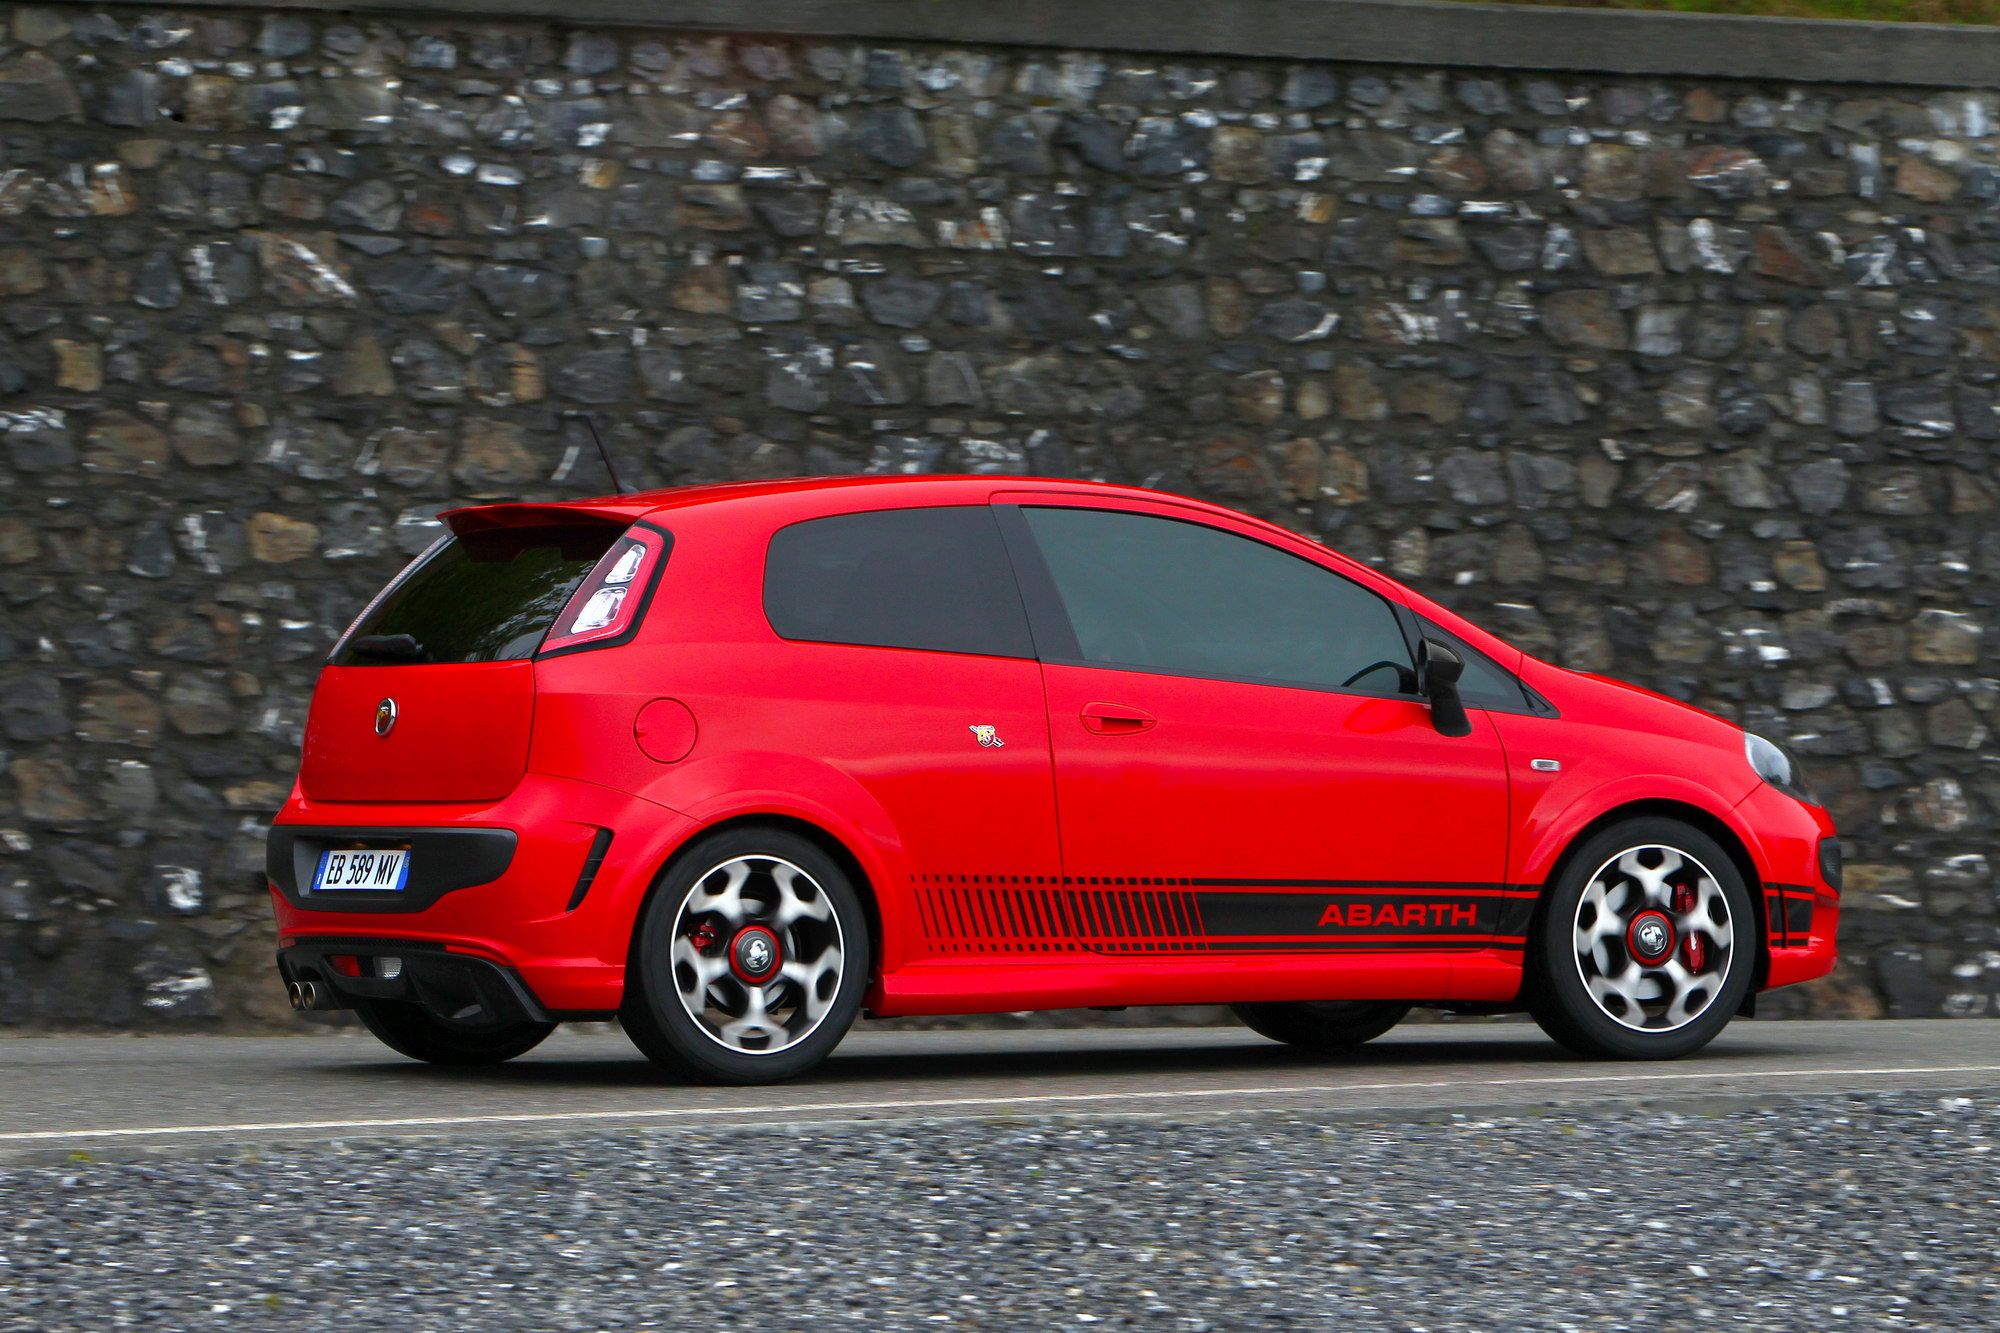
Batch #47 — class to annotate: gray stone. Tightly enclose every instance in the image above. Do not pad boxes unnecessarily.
[407,35,457,70]
[1881,384,1954,436]
[1281,67,1339,109]
[473,265,569,319]
[552,349,634,405]
[1833,380,1880,437]
[258,15,315,57]
[564,32,621,76]
[836,343,908,407]
[361,257,464,316]
[989,115,1053,174]
[329,180,403,233]
[1473,227,1541,272]
[1540,290,1627,351]
[862,276,943,329]
[100,70,161,127]
[765,350,830,412]
[1788,459,1851,516]
[1633,306,1684,358]
[126,521,177,579]
[858,107,927,168]
[0,52,80,123]
[924,352,983,407]
[1136,285,1207,340]
[1129,117,1204,176]
[1255,298,1338,343]
[1,676,68,743]
[1439,450,1509,506]
[1055,114,1126,173]
[133,251,183,310]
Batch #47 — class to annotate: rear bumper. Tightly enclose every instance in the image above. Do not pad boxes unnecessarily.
[278,939,554,1026]
[269,774,697,1014]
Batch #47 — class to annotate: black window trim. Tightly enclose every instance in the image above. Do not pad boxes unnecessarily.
[995,501,1427,705]
[1398,610,1555,719]
[761,503,1038,663]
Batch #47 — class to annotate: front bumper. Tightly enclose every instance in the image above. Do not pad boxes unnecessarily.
[1732,780,1840,991]
[269,773,697,1014]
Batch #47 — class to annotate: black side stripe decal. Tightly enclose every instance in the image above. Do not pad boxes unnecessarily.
[915,874,1541,956]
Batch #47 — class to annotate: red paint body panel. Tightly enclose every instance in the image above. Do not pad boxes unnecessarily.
[300,661,534,804]
[273,774,696,1012]
[1040,663,1508,888]
[271,475,1840,1023]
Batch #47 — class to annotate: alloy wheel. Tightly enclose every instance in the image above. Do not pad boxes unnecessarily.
[669,855,846,1056]
[1571,844,1735,1033]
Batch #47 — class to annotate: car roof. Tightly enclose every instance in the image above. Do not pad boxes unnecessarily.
[456,471,1380,599]
[461,471,1312,520]
[446,475,1528,669]
[629,474,1190,515]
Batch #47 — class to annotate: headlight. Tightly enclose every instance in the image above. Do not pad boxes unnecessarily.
[1744,732,1818,805]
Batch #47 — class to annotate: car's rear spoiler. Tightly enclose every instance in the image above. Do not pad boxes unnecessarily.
[438,500,651,538]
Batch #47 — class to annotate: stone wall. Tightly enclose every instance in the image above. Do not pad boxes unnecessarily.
[0,0,1994,1027]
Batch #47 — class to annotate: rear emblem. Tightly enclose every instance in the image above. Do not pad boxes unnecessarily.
[969,724,1004,749]
[374,698,398,737]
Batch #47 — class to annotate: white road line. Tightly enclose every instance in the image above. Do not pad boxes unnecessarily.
[5,1063,2000,1145]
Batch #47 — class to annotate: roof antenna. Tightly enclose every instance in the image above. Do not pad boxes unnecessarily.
[567,411,629,495]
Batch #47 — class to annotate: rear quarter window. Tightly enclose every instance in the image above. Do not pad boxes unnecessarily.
[764,506,1033,659]
[334,525,621,665]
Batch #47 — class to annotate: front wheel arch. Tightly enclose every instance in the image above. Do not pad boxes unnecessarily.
[1532,798,1769,996]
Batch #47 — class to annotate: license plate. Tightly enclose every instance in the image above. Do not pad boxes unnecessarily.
[312,847,411,893]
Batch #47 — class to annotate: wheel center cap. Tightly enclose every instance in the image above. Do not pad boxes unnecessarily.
[730,926,782,984]
[1628,911,1675,964]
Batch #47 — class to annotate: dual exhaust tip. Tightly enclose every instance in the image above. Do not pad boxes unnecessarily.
[286,980,320,1011]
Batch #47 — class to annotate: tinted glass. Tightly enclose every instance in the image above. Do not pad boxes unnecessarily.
[764,506,1033,659]
[1419,619,1527,710]
[1022,507,1414,693]
[334,525,620,665]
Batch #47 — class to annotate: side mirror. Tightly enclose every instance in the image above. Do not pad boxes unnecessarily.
[1416,638,1472,738]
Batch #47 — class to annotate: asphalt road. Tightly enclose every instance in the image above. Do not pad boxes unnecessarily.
[6,1022,1999,1330]
[4,1018,1998,1160]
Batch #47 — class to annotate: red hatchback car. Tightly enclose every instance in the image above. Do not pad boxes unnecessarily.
[270,476,1839,1082]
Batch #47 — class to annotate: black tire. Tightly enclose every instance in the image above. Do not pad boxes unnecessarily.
[621,826,870,1085]
[1232,1000,1411,1054]
[1527,816,1756,1060]
[352,998,555,1066]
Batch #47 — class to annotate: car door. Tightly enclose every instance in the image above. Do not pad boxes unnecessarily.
[756,503,1071,966]
[996,496,1517,959]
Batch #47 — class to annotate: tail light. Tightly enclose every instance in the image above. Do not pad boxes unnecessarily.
[538,524,671,658]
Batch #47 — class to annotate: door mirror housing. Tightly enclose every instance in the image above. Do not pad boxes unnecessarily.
[1416,638,1472,738]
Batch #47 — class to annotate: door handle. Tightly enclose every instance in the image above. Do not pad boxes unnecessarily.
[1081,702,1155,735]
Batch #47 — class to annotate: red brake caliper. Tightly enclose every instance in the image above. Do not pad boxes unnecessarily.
[1672,882,1707,972]
[687,921,720,954]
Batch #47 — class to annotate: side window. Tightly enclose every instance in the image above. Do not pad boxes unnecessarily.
[1020,506,1414,694]
[1418,619,1529,711]
[765,506,1033,659]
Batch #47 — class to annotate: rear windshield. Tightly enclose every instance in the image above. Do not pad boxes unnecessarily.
[334,525,622,665]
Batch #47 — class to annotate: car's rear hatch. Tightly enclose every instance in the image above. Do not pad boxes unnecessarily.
[299,503,637,804]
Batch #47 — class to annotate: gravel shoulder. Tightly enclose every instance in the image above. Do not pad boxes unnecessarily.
[4,1089,1995,1332]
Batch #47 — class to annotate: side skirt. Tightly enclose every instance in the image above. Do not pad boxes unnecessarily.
[867,950,1523,1018]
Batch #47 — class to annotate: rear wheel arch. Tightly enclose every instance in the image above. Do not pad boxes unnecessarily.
[629,812,885,985]
[1534,799,1769,987]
